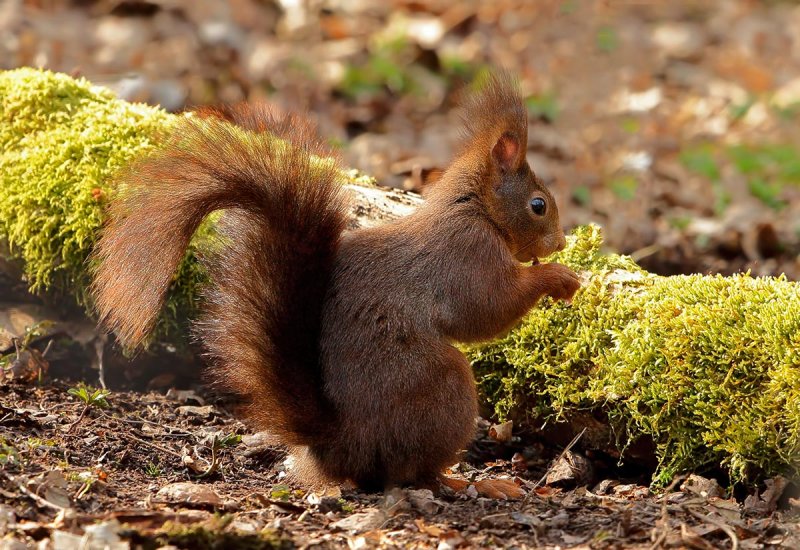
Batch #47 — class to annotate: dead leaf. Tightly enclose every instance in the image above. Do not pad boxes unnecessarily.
[2,348,48,383]
[82,520,127,549]
[743,476,789,516]
[51,530,84,548]
[613,484,650,499]
[154,482,222,508]
[332,508,387,534]
[511,452,527,472]
[24,471,72,510]
[544,449,594,487]
[760,476,789,509]
[436,529,466,549]
[241,431,280,447]
[165,389,206,405]
[713,52,773,92]
[561,532,588,546]
[176,405,215,418]
[488,420,513,443]
[414,518,444,537]
[533,485,560,498]
[708,498,742,522]
[592,479,619,495]
[510,511,543,530]
[255,496,306,514]
[681,475,724,499]
[680,522,716,550]
[0,504,15,536]
[306,485,343,507]
[407,489,440,514]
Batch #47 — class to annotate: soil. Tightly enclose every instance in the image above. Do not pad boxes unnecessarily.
[1,379,798,549]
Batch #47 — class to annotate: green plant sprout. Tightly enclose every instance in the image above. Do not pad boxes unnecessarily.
[67,383,111,408]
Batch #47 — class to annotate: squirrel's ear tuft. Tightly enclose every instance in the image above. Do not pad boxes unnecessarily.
[459,70,528,162]
[492,132,521,173]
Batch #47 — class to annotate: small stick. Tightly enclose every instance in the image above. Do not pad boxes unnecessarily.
[94,334,108,390]
[122,432,184,459]
[3,472,67,511]
[649,475,684,550]
[64,405,89,433]
[530,427,587,491]
[683,506,739,550]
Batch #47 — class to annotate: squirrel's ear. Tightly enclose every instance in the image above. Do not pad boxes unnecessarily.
[491,132,522,174]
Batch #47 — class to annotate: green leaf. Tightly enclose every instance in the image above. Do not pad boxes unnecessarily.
[680,145,720,181]
[609,175,638,201]
[596,26,618,53]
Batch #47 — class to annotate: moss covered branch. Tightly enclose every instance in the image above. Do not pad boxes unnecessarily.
[470,224,800,484]
[0,68,373,340]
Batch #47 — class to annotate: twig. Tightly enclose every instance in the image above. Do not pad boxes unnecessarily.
[105,412,192,436]
[683,506,739,550]
[630,244,662,262]
[531,427,587,491]
[649,475,686,550]
[41,339,53,357]
[2,472,67,511]
[121,432,184,459]
[192,444,219,478]
[64,405,89,433]
[479,511,511,523]
[94,334,107,390]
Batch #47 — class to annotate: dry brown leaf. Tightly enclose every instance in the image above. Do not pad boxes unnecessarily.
[154,482,223,508]
[488,420,513,443]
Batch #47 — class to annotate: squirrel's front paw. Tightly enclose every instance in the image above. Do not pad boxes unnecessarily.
[537,263,581,303]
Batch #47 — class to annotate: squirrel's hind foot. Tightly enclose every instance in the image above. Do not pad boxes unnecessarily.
[439,474,525,500]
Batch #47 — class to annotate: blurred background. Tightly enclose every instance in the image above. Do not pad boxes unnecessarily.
[3,0,800,279]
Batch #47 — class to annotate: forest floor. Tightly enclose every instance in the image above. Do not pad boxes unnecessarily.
[1,380,798,549]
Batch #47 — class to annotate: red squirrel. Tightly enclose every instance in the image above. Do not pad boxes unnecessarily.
[92,72,580,498]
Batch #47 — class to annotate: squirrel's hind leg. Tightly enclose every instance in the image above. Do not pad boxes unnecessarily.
[284,446,341,489]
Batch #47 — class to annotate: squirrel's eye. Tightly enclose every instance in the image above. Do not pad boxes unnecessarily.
[530,197,547,216]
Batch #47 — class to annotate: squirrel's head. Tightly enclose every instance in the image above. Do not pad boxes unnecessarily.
[484,130,566,263]
[447,71,567,264]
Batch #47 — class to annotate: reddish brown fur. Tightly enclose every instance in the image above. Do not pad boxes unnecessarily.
[92,71,580,490]
[92,104,348,444]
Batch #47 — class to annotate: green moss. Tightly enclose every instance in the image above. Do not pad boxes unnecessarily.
[0,68,187,340]
[0,68,170,297]
[150,519,291,550]
[0,68,371,342]
[470,224,800,484]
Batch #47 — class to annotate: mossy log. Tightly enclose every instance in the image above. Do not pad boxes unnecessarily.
[470,225,799,484]
[0,68,381,341]
[2,69,799,484]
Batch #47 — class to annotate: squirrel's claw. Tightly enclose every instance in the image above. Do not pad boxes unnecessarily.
[439,475,525,500]
[474,478,525,499]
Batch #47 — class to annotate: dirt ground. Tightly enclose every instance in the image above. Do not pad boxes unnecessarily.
[0,378,798,549]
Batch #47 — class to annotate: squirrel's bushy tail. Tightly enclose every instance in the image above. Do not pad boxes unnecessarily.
[92,104,348,443]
